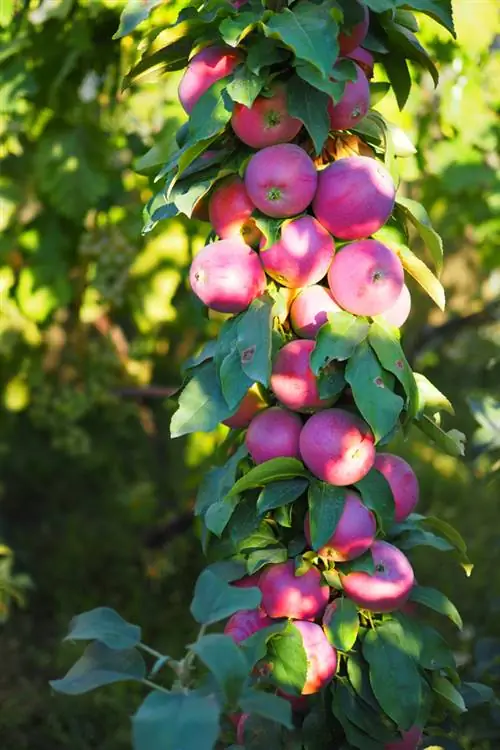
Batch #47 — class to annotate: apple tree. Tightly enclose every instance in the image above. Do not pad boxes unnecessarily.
[50,1,497,748]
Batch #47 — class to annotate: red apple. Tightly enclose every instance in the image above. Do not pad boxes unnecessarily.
[338,2,369,55]
[246,406,303,464]
[178,46,241,113]
[304,490,376,561]
[290,285,342,339]
[231,84,303,148]
[342,540,415,612]
[293,620,337,694]
[223,385,268,429]
[379,284,412,328]
[270,339,334,412]
[374,453,419,523]
[260,215,335,288]
[209,175,261,246]
[346,47,375,79]
[224,608,273,644]
[328,63,370,131]
[385,725,423,749]
[259,560,329,620]
[244,144,318,218]
[299,408,375,486]
[327,239,404,316]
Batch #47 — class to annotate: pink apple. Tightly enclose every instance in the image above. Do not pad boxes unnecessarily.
[260,216,335,288]
[223,386,268,429]
[327,239,404,316]
[209,175,261,246]
[299,408,375,485]
[270,339,334,412]
[293,621,337,694]
[236,713,250,744]
[290,285,342,339]
[277,689,310,713]
[374,453,419,523]
[338,2,370,55]
[342,540,415,612]
[380,284,412,328]
[244,144,318,218]
[347,47,375,80]
[259,560,329,620]
[313,155,396,240]
[385,726,423,749]
[178,46,241,113]
[224,608,273,644]
[328,63,370,131]
[231,84,303,148]
[189,238,266,313]
[232,571,262,589]
[304,490,376,561]
[246,406,303,465]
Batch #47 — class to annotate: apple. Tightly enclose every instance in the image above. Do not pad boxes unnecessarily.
[328,63,370,131]
[260,560,329,620]
[327,239,404,316]
[299,408,375,485]
[379,284,412,328]
[231,84,303,148]
[246,406,303,464]
[385,726,423,749]
[270,339,334,412]
[178,46,241,113]
[304,490,376,561]
[342,540,415,612]
[346,47,375,79]
[338,2,369,55]
[260,215,335,288]
[223,386,268,429]
[293,620,338,694]
[224,607,273,644]
[312,155,396,240]
[374,453,419,523]
[244,144,318,218]
[209,175,261,246]
[189,238,266,313]
[290,285,342,339]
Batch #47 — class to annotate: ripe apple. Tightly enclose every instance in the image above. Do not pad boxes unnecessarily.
[189,238,266,313]
[231,84,303,148]
[299,408,375,485]
[304,490,376,561]
[346,47,375,79]
[328,63,370,131]
[224,608,273,644]
[270,339,334,412]
[178,46,241,113]
[342,540,415,612]
[209,175,261,246]
[379,284,412,328]
[290,285,342,339]
[244,144,318,218]
[338,1,369,55]
[313,155,396,240]
[246,406,303,464]
[385,725,423,749]
[327,239,404,316]
[223,385,268,429]
[260,215,335,288]
[259,560,329,620]
[293,620,337,694]
[374,453,419,523]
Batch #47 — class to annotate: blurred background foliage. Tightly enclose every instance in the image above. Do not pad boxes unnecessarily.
[0,0,499,748]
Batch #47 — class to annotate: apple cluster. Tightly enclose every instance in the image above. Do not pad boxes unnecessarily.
[179,12,423,750]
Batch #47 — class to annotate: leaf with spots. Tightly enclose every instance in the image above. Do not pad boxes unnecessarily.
[237,294,274,387]
[311,312,371,374]
[345,341,404,443]
[369,320,418,420]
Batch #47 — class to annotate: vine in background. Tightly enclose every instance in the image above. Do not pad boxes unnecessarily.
[51,1,496,748]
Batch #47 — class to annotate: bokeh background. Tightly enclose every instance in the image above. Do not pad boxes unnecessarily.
[0,0,499,748]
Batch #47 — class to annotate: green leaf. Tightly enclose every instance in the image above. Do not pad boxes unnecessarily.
[311,312,370,374]
[397,528,454,553]
[245,37,290,75]
[396,243,446,310]
[396,196,444,272]
[461,682,496,709]
[63,607,141,650]
[307,480,346,550]
[409,585,463,629]
[414,373,454,417]
[113,0,163,39]
[317,366,346,401]
[188,80,234,143]
[346,653,379,712]
[226,65,265,108]
[190,569,261,626]
[368,319,418,417]
[287,76,329,155]
[220,9,264,47]
[50,642,145,695]
[331,688,384,750]
[333,681,397,744]
[295,61,345,100]
[219,350,254,412]
[170,361,232,438]
[420,516,470,568]
[370,81,391,106]
[345,340,404,442]
[323,598,359,652]
[239,687,293,729]
[404,0,455,37]
[190,634,249,703]
[362,0,399,9]
[241,622,288,669]
[382,20,439,86]
[237,294,274,387]
[383,53,411,110]
[354,468,395,533]
[257,478,309,515]
[195,444,248,518]
[247,545,288,575]
[0,0,15,27]
[205,495,241,537]
[392,613,457,671]
[415,416,466,457]
[264,1,339,79]
[337,549,376,576]
[229,458,310,496]
[266,622,308,695]
[363,627,422,731]
[132,690,220,750]
[432,674,467,714]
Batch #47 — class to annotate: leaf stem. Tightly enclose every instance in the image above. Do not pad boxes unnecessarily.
[141,679,170,695]
[138,643,164,660]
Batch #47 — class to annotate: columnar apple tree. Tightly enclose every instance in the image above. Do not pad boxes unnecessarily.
[51,1,489,748]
